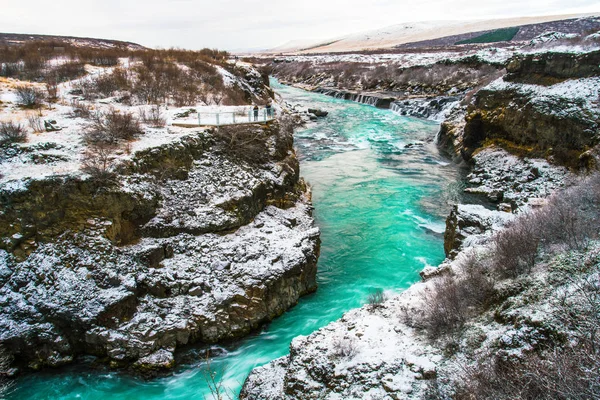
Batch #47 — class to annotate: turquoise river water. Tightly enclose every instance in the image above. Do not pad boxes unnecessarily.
[8,80,467,399]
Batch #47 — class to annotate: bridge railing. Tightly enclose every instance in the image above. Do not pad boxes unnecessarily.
[197,107,275,126]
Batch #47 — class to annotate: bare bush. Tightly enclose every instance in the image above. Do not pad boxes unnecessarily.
[50,61,86,82]
[454,331,599,400]
[201,351,232,400]
[450,258,600,399]
[84,109,142,144]
[214,124,270,164]
[492,174,600,278]
[492,212,541,278]
[0,121,27,144]
[68,100,93,119]
[421,254,495,341]
[81,143,117,181]
[15,85,44,108]
[96,68,130,97]
[542,176,600,250]
[139,105,166,127]
[76,68,130,100]
[331,336,358,360]
[45,78,59,102]
[27,112,44,133]
[367,288,387,309]
[0,62,22,78]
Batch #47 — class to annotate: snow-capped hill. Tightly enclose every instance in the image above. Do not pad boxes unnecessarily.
[265,13,600,54]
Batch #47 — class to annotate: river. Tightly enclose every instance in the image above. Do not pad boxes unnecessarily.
[8,80,466,399]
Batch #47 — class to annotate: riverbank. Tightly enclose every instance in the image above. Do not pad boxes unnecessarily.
[241,47,600,399]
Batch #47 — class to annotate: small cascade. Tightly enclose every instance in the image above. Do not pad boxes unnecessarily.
[390,97,460,121]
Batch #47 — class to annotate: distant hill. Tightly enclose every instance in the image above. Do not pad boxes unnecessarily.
[264,13,600,54]
[0,32,146,51]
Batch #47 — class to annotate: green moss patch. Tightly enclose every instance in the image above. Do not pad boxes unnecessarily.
[456,27,520,45]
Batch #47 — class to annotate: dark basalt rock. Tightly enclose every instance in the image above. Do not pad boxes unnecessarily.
[0,121,321,374]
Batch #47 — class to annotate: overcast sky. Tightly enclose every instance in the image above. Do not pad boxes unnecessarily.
[1,0,598,50]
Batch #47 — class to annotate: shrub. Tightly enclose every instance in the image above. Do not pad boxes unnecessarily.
[421,254,495,341]
[27,112,44,133]
[50,61,86,82]
[214,123,269,164]
[0,62,22,78]
[15,85,44,108]
[492,174,600,278]
[450,259,600,400]
[367,288,387,309]
[0,121,27,144]
[331,336,358,359]
[139,105,166,127]
[45,78,59,102]
[453,332,599,400]
[68,100,93,119]
[96,68,130,96]
[492,212,541,278]
[84,109,142,144]
[81,143,117,181]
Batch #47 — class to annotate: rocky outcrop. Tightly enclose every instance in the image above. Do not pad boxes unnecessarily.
[464,147,570,209]
[240,287,442,400]
[390,96,459,121]
[462,75,600,165]
[443,204,513,258]
[505,50,600,85]
[0,121,321,374]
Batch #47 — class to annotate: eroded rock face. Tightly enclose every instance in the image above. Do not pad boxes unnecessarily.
[505,50,600,85]
[0,122,321,373]
[462,76,600,164]
[465,147,570,209]
[444,203,514,258]
[390,96,460,121]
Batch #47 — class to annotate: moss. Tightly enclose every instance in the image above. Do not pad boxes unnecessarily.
[456,27,520,45]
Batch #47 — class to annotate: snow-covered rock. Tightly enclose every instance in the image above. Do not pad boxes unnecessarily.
[0,121,321,372]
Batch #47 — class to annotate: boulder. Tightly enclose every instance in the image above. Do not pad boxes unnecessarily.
[307,108,328,117]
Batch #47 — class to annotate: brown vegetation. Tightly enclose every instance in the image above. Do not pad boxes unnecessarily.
[272,58,504,95]
[0,121,27,144]
[80,143,117,181]
[139,105,166,127]
[84,108,143,144]
[422,174,600,398]
[15,85,44,108]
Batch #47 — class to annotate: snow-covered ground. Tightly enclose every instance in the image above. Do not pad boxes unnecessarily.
[0,59,276,185]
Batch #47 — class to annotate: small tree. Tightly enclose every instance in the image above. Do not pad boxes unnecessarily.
[45,78,59,102]
[202,351,232,400]
[27,112,44,133]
